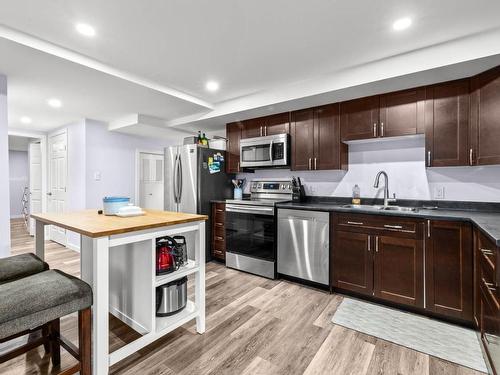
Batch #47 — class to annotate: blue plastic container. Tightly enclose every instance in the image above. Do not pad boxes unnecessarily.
[103,197,130,215]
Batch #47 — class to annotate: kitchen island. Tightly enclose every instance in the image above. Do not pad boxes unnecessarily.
[31,209,207,375]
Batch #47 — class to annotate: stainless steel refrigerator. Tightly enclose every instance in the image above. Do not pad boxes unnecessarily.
[164,144,233,260]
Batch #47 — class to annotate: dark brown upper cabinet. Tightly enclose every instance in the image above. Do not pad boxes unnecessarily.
[426,220,473,322]
[379,88,425,137]
[470,66,500,166]
[340,88,424,142]
[241,118,262,139]
[340,96,380,141]
[425,79,470,167]
[265,112,290,136]
[226,122,242,173]
[291,104,347,171]
[291,108,315,170]
[241,112,290,139]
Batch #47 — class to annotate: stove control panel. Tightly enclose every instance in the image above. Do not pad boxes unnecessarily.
[250,180,293,194]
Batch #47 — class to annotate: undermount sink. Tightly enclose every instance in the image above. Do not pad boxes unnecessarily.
[341,204,419,212]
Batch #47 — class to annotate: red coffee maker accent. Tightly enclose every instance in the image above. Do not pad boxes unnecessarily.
[156,237,178,275]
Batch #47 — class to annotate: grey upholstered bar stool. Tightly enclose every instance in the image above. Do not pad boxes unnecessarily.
[0,269,93,374]
[0,253,49,284]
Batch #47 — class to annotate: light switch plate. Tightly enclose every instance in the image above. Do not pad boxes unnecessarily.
[434,186,445,199]
[94,171,101,181]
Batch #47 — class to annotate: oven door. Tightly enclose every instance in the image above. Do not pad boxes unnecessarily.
[225,204,275,261]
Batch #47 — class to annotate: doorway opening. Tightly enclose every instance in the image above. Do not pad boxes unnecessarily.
[135,150,164,210]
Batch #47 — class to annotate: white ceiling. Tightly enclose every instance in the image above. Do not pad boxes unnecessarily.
[1,0,500,133]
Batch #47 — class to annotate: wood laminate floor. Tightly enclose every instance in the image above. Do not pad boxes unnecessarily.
[1,219,486,375]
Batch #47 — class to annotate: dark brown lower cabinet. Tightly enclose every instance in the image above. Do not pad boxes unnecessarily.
[374,235,424,308]
[211,202,226,261]
[426,220,473,321]
[332,230,373,296]
[332,214,424,308]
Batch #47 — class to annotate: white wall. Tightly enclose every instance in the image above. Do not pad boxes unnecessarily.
[0,75,10,257]
[85,119,171,208]
[237,136,500,202]
[8,150,28,218]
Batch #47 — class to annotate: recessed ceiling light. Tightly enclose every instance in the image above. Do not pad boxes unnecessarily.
[47,98,62,108]
[393,17,412,31]
[20,116,32,124]
[205,81,220,92]
[75,22,96,37]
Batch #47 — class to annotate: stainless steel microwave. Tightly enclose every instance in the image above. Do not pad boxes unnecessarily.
[240,134,289,168]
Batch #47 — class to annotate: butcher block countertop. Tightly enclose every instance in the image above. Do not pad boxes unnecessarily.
[31,209,208,238]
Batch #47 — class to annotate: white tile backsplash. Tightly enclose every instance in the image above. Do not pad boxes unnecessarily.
[237,136,500,202]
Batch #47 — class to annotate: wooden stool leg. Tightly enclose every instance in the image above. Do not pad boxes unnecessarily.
[49,318,61,366]
[78,308,92,375]
[41,324,50,353]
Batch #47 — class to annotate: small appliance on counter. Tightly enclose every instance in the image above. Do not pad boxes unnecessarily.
[156,236,185,275]
[102,196,131,215]
[156,276,188,316]
[291,177,306,202]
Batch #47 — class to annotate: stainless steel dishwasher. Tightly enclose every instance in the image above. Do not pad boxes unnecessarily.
[277,209,329,285]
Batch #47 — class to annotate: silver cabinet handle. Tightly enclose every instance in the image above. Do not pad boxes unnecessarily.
[480,248,494,256]
[237,162,240,172]
[347,221,364,225]
[469,148,473,166]
[314,157,317,170]
[384,224,403,229]
[375,236,379,252]
[380,122,384,137]
[427,220,431,238]
[260,126,263,137]
[483,278,497,292]
[373,123,377,137]
[367,235,371,252]
[265,126,267,136]
[427,151,431,167]
[308,158,312,170]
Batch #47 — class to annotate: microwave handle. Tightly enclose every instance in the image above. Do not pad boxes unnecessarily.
[269,140,273,162]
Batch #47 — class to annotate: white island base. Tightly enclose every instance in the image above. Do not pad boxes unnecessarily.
[33,210,206,375]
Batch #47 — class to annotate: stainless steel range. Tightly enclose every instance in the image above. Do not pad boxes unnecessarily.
[225,180,293,279]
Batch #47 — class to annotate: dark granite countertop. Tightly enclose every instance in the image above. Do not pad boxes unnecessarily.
[276,200,500,246]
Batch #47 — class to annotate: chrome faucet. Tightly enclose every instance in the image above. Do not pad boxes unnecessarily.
[373,171,396,207]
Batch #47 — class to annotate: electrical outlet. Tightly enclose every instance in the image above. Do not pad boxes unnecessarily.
[434,186,445,199]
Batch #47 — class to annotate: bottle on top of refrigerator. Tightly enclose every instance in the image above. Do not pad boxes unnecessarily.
[201,133,208,146]
[197,131,203,145]
[352,184,361,205]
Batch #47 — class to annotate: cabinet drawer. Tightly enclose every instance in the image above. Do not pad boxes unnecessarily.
[213,227,225,241]
[213,220,225,230]
[212,247,225,259]
[478,232,497,272]
[335,213,421,237]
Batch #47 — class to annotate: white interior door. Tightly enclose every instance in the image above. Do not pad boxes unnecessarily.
[48,131,67,245]
[139,152,164,210]
[28,142,42,235]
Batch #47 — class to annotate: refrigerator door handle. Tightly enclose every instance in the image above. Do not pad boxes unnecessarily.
[177,153,183,203]
[173,154,179,203]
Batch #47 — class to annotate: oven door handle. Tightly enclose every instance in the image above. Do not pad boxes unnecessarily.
[226,204,274,216]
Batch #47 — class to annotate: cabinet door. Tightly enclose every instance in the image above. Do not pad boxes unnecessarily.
[374,235,424,308]
[332,230,373,296]
[425,80,470,167]
[291,108,315,170]
[314,103,348,170]
[340,96,379,141]
[426,221,473,321]
[265,112,290,136]
[379,88,425,137]
[241,118,263,139]
[480,281,500,374]
[226,122,242,173]
[470,66,500,165]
